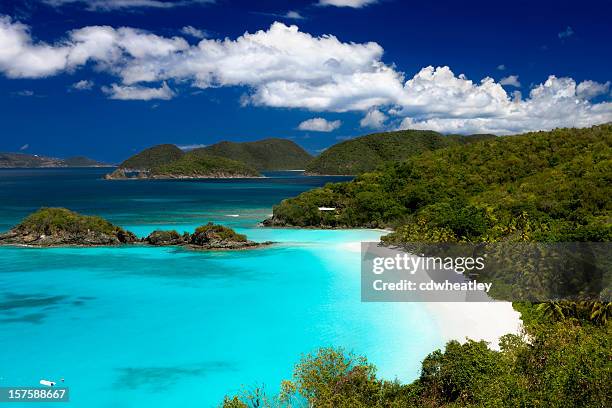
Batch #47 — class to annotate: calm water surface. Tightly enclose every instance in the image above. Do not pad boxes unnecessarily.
[0,168,441,407]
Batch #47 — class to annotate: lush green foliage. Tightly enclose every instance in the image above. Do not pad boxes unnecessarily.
[17,207,127,235]
[150,150,260,177]
[248,125,612,408]
[200,138,312,171]
[271,125,611,244]
[193,222,247,242]
[305,129,494,175]
[119,144,184,170]
[222,316,611,407]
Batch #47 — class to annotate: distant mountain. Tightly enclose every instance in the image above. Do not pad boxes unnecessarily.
[305,130,495,175]
[118,144,184,170]
[149,149,260,178]
[198,138,312,171]
[0,152,107,168]
[62,156,108,167]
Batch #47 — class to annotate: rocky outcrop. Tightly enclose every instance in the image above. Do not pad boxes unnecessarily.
[104,168,149,180]
[1,208,271,250]
[0,208,137,247]
[144,223,272,250]
[144,230,188,246]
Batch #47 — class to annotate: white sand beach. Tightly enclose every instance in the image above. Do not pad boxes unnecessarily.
[426,302,523,350]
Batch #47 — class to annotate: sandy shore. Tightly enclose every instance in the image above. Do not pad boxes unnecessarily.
[425,302,522,350]
[344,238,523,350]
[342,238,523,350]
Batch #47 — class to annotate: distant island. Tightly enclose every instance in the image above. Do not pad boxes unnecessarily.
[0,207,271,250]
[305,130,494,175]
[105,138,311,179]
[0,152,109,168]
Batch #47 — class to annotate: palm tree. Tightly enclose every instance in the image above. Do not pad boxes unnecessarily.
[588,302,611,325]
[537,301,567,321]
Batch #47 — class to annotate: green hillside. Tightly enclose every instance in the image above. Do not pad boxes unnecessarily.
[118,144,184,170]
[199,138,312,171]
[62,156,107,167]
[150,149,260,178]
[267,124,611,243]
[305,130,495,175]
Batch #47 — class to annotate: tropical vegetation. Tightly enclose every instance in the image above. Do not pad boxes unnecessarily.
[305,129,494,175]
[118,143,184,170]
[200,138,312,171]
[150,150,260,177]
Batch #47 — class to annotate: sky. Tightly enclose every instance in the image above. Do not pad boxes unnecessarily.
[0,0,611,163]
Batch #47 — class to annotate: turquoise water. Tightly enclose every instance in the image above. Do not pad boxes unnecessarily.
[0,169,442,407]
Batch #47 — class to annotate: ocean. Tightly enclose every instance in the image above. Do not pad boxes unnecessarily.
[0,168,442,407]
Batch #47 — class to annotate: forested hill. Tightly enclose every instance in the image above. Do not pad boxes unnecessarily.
[118,144,184,170]
[198,138,312,171]
[0,152,107,168]
[149,149,260,178]
[266,124,611,243]
[305,130,495,175]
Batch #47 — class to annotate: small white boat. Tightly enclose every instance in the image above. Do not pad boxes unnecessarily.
[225,214,240,217]
[318,207,336,211]
[40,380,56,387]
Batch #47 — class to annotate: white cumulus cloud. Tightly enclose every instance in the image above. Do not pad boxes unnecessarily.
[71,79,94,90]
[576,80,610,100]
[102,81,175,100]
[360,109,387,128]
[500,75,521,87]
[0,17,610,134]
[298,118,342,132]
[284,11,304,19]
[180,25,208,39]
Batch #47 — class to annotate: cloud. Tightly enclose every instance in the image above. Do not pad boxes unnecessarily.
[576,80,610,100]
[0,16,189,78]
[360,109,387,128]
[497,64,506,71]
[0,17,610,134]
[14,90,34,96]
[102,81,175,100]
[499,75,521,87]
[558,26,574,39]
[178,144,207,150]
[19,143,29,150]
[298,118,342,132]
[284,11,305,19]
[41,0,215,11]
[180,25,207,39]
[317,0,378,8]
[71,79,94,90]
[398,73,612,135]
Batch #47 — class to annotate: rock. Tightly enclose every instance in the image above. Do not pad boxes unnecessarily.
[104,168,127,180]
[144,230,185,246]
[188,222,271,250]
[0,207,137,247]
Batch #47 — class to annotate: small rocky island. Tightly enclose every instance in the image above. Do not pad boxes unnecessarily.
[0,207,138,246]
[144,223,270,250]
[0,208,271,250]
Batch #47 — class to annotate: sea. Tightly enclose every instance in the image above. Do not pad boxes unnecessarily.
[0,168,442,407]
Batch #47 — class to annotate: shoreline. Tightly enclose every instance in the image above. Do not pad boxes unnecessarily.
[425,301,523,350]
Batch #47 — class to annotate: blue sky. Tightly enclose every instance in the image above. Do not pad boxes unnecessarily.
[0,0,611,163]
